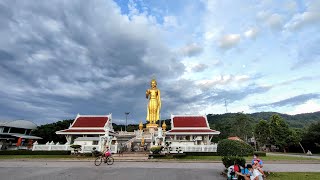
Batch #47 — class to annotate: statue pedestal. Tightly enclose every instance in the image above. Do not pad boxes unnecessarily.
[147,123,158,134]
[146,123,158,129]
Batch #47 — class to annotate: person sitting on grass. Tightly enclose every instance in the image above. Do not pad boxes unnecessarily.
[251,154,263,168]
[227,161,243,180]
[236,164,252,180]
[237,164,262,180]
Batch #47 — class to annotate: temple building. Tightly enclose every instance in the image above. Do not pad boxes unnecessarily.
[165,115,220,153]
[55,114,117,152]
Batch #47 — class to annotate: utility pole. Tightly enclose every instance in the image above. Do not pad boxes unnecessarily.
[224,99,228,113]
[125,112,130,132]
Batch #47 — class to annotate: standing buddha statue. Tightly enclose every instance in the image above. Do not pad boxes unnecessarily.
[146,78,161,126]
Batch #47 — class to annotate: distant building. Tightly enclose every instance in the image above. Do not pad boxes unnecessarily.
[0,120,42,150]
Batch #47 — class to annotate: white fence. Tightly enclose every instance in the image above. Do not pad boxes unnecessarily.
[32,142,117,153]
[168,144,217,153]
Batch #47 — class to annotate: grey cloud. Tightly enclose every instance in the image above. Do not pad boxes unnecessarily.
[204,84,272,104]
[266,13,284,30]
[252,93,320,109]
[180,43,203,57]
[191,63,208,72]
[218,34,241,49]
[161,80,272,116]
[0,0,185,124]
[292,38,320,69]
[284,1,320,31]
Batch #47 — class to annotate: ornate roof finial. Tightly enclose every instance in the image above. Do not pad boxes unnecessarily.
[162,121,167,131]
[139,121,143,130]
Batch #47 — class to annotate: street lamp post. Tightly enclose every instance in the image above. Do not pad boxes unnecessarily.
[125,112,130,132]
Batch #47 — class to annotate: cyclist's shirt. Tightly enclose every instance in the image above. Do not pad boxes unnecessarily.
[105,150,111,157]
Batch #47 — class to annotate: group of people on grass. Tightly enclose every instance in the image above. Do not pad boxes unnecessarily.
[228,154,265,180]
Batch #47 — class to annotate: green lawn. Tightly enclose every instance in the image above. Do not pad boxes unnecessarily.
[155,155,319,161]
[267,172,320,180]
[246,155,318,161]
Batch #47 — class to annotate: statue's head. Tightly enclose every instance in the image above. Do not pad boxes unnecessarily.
[150,79,157,88]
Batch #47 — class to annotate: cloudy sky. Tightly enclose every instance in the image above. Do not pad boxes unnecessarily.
[0,0,319,125]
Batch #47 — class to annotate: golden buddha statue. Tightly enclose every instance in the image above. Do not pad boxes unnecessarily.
[146,78,161,126]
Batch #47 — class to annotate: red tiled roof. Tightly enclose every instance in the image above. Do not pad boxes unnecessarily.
[60,129,105,133]
[228,136,243,141]
[168,129,216,133]
[173,116,207,128]
[72,117,108,128]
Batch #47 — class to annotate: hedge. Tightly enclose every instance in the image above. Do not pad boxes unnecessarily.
[150,146,163,154]
[221,156,246,168]
[0,150,71,155]
[185,152,218,156]
[253,151,266,157]
[217,139,254,157]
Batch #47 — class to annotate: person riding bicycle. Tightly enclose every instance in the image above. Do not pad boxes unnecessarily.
[103,146,112,157]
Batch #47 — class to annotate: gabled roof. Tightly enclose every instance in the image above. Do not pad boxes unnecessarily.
[56,114,112,135]
[71,116,108,128]
[167,115,220,135]
[172,116,208,128]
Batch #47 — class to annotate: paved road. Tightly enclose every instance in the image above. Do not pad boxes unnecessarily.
[0,161,225,180]
[0,161,320,180]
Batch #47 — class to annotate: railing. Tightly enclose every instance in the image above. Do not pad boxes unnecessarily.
[32,142,117,153]
[168,144,217,153]
[32,144,71,151]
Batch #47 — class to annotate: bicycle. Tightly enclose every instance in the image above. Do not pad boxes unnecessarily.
[94,152,114,166]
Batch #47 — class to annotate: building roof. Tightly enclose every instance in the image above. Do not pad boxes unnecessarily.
[71,116,109,128]
[0,120,37,129]
[10,134,42,139]
[228,136,244,141]
[167,115,220,135]
[167,129,220,135]
[59,129,106,133]
[56,114,113,135]
[172,116,208,128]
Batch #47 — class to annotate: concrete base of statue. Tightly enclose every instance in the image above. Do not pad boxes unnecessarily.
[147,123,158,134]
[146,123,158,129]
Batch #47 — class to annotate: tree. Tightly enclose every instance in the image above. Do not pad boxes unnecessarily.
[32,119,74,144]
[254,120,270,149]
[232,113,253,141]
[269,114,291,152]
[302,121,320,153]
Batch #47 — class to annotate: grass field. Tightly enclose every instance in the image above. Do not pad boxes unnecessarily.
[161,155,319,161]
[267,172,320,180]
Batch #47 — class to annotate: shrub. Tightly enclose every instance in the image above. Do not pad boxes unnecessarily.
[70,144,81,149]
[217,139,254,157]
[254,151,266,157]
[0,150,71,155]
[150,146,163,154]
[221,156,246,168]
[185,152,218,156]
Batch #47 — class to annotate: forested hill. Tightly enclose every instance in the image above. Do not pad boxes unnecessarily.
[207,111,320,129]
